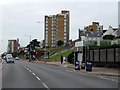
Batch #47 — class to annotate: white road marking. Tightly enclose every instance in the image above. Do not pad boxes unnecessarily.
[32,73,36,76]
[97,76,118,83]
[102,78,109,80]
[22,65,50,89]
[29,70,32,72]
[36,76,41,81]
[102,77,108,80]
[98,76,101,78]
[24,66,27,68]
[42,82,49,89]
[26,68,29,71]
[111,79,116,82]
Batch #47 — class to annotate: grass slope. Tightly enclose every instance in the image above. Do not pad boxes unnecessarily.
[49,49,74,61]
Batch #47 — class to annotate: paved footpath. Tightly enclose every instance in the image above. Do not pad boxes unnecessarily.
[34,60,119,77]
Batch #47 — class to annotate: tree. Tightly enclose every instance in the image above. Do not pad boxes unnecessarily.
[26,39,40,51]
[1,53,6,59]
[67,52,74,64]
[31,39,40,47]
[103,35,115,40]
[57,40,64,46]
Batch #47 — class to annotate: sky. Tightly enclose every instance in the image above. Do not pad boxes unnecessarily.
[0,0,119,54]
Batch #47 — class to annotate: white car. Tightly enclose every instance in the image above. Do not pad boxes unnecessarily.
[15,57,19,60]
[6,57,14,63]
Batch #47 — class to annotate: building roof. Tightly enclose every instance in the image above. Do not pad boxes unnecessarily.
[102,26,119,37]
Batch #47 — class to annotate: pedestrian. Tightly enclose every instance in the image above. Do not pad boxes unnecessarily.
[63,56,66,64]
[61,55,63,64]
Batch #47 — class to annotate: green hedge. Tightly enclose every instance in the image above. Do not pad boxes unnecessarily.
[89,44,120,50]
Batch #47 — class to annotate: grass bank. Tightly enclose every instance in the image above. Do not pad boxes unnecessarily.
[49,49,74,61]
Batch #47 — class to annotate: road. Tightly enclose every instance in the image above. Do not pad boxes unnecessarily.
[2,60,119,89]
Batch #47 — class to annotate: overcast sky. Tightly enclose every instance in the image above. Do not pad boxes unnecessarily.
[0,0,119,54]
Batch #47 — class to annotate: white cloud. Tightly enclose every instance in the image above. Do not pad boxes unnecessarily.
[0,6,2,41]
[0,1,118,53]
[118,1,120,25]
[0,0,119,5]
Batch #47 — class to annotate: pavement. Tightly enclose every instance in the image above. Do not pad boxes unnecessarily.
[34,60,120,77]
[0,59,4,67]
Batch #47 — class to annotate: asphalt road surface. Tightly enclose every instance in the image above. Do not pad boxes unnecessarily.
[2,60,119,89]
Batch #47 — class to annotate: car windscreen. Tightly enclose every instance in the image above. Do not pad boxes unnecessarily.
[8,57,13,59]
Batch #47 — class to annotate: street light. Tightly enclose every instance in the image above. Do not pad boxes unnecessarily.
[25,35,32,62]
[37,21,47,63]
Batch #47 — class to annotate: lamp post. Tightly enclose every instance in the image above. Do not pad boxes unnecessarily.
[37,21,47,63]
[44,34,47,63]
[25,35,32,62]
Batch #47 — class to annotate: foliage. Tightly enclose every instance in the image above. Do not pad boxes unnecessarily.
[57,40,64,46]
[1,53,6,58]
[26,39,40,51]
[12,52,18,57]
[103,35,115,40]
[67,52,74,64]
[19,50,26,56]
[89,44,120,50]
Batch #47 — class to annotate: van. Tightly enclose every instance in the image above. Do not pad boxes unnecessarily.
[6,54,14,63]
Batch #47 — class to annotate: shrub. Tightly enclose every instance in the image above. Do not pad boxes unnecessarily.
[67,52,74,64]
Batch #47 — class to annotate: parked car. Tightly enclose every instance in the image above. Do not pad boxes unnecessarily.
[6,57,14,63]
[6,54,14,63]
[15,57,19,60]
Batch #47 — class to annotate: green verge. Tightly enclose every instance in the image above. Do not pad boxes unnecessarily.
[49,49,74,61]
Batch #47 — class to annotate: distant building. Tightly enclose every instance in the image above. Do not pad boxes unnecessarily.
[79,22,103,41]
[7,39,19,53]
[44,10,70,47]
[102,26,120,38]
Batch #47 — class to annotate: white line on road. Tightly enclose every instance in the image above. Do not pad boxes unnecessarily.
[42,82,49,89]
[111,79,116,82]
[100,76,104,79]
[97,76,101,78]
[102,78,110,81]
[32,73,36,76]
[26,68,29,71]
[29,70,32,72]
[36,76,41,81]
[97,76,118,83]
[22,64,49,89]
[24,66,27,68]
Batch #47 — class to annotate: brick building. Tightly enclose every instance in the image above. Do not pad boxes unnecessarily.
[44,10,70,47]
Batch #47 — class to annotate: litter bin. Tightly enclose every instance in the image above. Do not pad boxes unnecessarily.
[81,63,85,69]
[86,62,92,71]
[81,61,85,69]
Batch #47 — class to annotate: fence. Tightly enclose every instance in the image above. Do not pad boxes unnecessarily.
[84,47,120,68]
